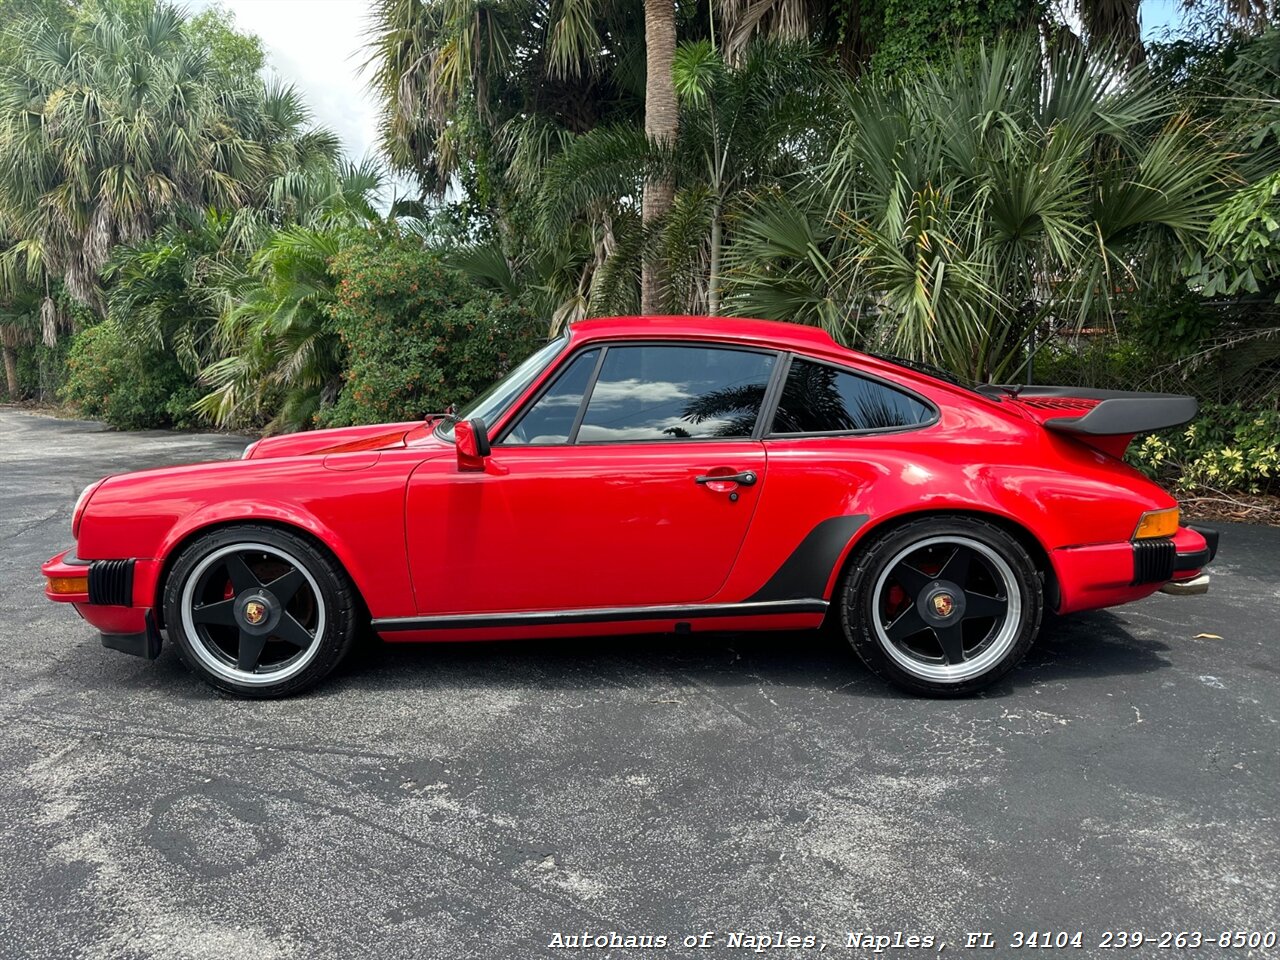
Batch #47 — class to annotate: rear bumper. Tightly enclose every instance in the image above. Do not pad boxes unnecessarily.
[1174,524,1218,573]
[42,549,163,660]
[1051,524,1217,615]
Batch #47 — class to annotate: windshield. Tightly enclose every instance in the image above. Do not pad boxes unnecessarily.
[436,334,568,441]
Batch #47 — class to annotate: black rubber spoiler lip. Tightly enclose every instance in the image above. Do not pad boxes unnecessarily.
[1044,394,1198,437]
[979,385,1198,437]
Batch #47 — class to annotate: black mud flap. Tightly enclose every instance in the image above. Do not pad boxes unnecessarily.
[101,610,163,660]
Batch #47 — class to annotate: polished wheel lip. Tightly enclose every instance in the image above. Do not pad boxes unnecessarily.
[180,542,326,686]
[871,535,1021,684]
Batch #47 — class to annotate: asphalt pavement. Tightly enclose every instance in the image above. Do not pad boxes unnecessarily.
[0,408,1276,960]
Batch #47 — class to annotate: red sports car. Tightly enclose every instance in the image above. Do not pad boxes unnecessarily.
[42,316,1217,698]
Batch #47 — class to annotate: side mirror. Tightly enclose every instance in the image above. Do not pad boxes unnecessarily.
[455,418,491,472]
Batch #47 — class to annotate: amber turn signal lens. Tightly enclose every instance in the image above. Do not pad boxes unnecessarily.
[1133,507,1180,540]
[47,576,88,595]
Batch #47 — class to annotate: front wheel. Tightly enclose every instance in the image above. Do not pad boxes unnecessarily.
[841,517,1043,696]
[162,524,359,698]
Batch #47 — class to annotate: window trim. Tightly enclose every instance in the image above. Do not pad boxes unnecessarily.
[567,348,608,443]
[495,339,786,448]
[762,352,941,439]
[494,346,603,447]
[437,333,569,443]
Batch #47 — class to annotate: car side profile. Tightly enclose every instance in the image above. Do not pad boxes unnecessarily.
[42,316,1217,698]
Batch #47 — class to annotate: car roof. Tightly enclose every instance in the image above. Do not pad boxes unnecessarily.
[570,315,844,355]
[569,314,1006,413]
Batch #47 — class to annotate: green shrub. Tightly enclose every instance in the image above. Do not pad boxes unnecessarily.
[11,339,70,402]
[1129,404,1280,495]
[61,319,203,430]
[1031,338,1151,393]
[1124,290,1219,360]
[321,239,544,427]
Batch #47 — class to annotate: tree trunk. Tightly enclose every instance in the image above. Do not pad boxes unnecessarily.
[708,204,723,316]
[1077,0,1144,64]
[641,0,678,315]
[2,345,18,399]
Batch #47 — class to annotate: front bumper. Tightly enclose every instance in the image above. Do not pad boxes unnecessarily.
[1051,524,1218,615]
[42,549,164,660]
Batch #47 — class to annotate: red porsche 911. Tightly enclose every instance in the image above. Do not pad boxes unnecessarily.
[42,316,1217,698]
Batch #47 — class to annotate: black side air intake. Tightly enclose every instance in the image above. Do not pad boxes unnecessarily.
[1131,540,1175,585]
[88,559,135,606]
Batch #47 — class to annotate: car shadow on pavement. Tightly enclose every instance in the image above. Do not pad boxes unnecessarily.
[314,608,1172,699]
[133,607,1172,703]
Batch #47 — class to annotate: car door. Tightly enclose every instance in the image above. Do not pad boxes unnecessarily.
[404,342,779,615]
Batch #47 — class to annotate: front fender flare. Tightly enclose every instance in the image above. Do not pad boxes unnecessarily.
[152,500,373,614]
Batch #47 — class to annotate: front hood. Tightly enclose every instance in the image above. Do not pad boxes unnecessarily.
[243,420,439,460]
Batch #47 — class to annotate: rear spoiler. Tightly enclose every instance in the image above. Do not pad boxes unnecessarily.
[978,385,1198,458]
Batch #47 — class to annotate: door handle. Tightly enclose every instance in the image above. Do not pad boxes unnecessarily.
[694,471,758,486]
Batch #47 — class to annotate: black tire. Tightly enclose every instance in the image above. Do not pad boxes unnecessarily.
[162,523,360,698]
[840,517,1043,697]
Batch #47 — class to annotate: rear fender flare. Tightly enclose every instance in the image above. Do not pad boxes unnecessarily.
[819,502,1055,603]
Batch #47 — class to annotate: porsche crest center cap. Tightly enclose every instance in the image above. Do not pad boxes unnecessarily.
[920,581,966,625]
[244,600,267,626]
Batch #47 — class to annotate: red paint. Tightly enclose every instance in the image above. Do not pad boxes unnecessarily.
[406,441,768,613]
[42,316,1212,645]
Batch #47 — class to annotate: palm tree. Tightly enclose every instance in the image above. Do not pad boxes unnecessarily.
[1075,0,1144,60]
[713,0,874,67]
[641,0,678,313]
[0,4,234,315]
[1069,0,1270,64]
[195,226,347,432]
[364,0,645,196]
[0,0,341,332]
[525,40,826,319]
[194,162,390,432]
[669,40,830,313]
[726,35,1240,382]
[0,284,39,397]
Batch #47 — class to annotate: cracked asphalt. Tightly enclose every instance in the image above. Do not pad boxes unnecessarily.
[0,407,1277,960]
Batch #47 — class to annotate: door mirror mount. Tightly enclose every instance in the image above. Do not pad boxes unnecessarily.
[455,418,491,471]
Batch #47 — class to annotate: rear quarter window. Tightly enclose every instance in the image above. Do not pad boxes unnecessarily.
[771,359,935,434]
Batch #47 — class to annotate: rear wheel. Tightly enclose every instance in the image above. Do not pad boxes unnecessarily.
[162,524,359,698]
[841,517,1042,696]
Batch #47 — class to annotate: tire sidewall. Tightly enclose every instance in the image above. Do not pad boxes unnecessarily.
[163,524,357,698]
[841,517,1043,697]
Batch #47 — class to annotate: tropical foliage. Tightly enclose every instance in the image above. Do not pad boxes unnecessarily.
[62,317,203,430]
[1,0,1278,498]
[322,238,543,427]
[0,1,329,322]
[728,37,1240,381]
[1132,404,1280,495]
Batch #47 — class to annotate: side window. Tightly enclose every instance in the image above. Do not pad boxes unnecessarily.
[500,349,599,444]
[576,345,776,443]
[771,359,934,434]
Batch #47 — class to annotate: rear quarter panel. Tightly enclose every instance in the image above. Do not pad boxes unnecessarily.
[716,380,1178,603]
